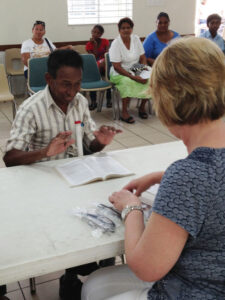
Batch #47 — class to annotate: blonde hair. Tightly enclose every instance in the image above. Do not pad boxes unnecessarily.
[150,37,225,126]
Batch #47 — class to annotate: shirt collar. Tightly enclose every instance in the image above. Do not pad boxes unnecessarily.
[206,30,219,40]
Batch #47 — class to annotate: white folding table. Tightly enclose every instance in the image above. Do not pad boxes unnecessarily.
[0,141,187,284]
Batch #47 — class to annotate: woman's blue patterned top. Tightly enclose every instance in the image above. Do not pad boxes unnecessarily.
[148,147,225,299]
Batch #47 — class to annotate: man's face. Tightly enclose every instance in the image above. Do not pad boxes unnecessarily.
[46,66,82,106]
[208,18,221,36]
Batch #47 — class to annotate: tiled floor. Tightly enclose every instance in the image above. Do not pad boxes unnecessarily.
[0,95,177,299]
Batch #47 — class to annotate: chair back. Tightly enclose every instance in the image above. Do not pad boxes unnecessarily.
[28,56,48,94]
[104,52,112,82]
[0,64,14,102]
[5,48,24,76]
[73,45,87,54]
[81,54,101,83]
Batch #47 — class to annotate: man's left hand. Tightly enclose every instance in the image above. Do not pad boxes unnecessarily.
[94,126,122,146]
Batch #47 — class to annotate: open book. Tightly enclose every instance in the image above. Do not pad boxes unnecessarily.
[55,155,133,187]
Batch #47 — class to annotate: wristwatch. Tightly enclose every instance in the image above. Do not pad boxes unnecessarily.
[121,205,143,222]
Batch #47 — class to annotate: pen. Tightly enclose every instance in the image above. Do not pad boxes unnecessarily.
[74,121,84,127]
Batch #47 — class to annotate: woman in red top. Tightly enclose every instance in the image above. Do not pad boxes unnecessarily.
[86,25,111,110]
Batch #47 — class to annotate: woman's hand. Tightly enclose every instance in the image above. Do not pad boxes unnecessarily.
[109,189,141,212]
[131,75,148,84]
[90,37,97,44]
[123,172,164,196]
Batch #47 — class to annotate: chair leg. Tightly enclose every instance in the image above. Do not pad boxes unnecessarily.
[120,254,126,264]
[116,90,121,120]
[97,91,105,112]
[12,99,18,119]
[29,277,36,294]
[112,89,117,120]
[136,99,140,108]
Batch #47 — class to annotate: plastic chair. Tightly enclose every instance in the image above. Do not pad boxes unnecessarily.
[5,48,24,94]
[27,56,48,94]
[80,54,112,112]
[105,52,120,120]
[0,64,17,118]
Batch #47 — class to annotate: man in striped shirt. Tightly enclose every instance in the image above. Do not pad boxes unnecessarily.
[4,49,121,167]
[3,49,121,300]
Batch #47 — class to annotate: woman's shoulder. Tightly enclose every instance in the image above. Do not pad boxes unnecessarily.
[146,31,157,39]
[171,30,180,38]
[110,36,120,47]
[22,38,33,46]
[143,31,157,45]
[101,38,110,46]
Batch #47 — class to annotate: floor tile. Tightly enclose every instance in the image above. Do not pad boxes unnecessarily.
[118,136,150,148]
[104,140,126,151]
[6,282,20,293]
[22,279,60,300]
[5,289,24,300]
[19,270,65,288]
[0,151,6,168]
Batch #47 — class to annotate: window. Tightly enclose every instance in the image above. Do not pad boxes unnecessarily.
[67,0,133,25]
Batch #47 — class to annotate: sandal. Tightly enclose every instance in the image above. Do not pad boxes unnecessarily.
[138,111,148,119]
[120,116,135,124]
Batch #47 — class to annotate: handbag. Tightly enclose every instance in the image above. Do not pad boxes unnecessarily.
[45,38,54,53]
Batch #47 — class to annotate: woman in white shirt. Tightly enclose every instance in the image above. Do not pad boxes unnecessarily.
[21,20,72,78]
[109,18,150,124]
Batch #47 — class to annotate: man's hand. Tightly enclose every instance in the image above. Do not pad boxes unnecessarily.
[94,126,122,146]
[45,131,75,157]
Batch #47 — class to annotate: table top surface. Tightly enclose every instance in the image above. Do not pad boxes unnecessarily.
[0,141,187,284]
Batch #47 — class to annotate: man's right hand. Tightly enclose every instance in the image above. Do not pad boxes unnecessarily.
[45,131,75,157]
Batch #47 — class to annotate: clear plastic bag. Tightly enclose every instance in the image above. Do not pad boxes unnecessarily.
[72,207,116,237]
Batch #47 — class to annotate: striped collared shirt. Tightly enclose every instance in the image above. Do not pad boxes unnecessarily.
[5,86,96,161]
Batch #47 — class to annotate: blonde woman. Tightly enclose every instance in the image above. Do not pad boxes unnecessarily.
[81,37,225,299]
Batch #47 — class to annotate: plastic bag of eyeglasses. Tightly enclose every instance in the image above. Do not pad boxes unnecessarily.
[93,203,122,227]
[129,63,149,76]
[72,207,116,237]
[94,202,150,226]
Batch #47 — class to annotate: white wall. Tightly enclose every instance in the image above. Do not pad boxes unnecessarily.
[0,0,196,45]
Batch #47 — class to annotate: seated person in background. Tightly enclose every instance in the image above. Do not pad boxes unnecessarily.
[109,17,150,124]
[143,12,179,66]
[200,13,225,52]
[81,37,225,300]
[4,49,120,300]
[21,20,72,78]
[86,24,111,110]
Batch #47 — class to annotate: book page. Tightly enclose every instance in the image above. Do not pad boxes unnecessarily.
[56,159,99,186]
[140,184,159,206]
[55,155,133,187]
[92,156,133,179]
